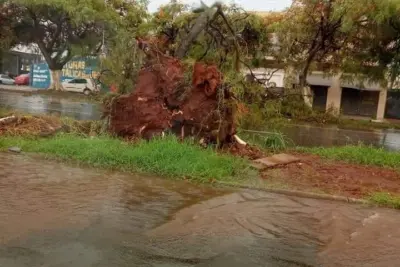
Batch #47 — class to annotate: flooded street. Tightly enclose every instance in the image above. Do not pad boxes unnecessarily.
[0,90,101,120]
[1,152,400,266]
[279,124,400,151]
[2,90,400,150]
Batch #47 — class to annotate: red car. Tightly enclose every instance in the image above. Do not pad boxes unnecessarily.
[15,74,30,86]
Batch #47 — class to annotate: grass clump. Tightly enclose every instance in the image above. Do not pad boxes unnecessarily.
[239,130,290,151]
[0,107,15,117]
[369,192,400,209]
[300,145,400,169]
[0,134,250,183]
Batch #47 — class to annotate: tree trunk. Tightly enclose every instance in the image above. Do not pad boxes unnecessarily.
[175,7,219,59]
[49,69,64,91]
[284,64,296,90]
[298,72,313,108]
[298,53,316,108]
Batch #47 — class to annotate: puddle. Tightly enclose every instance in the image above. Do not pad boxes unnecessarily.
[0,90,101,120]
[0,153,399,266]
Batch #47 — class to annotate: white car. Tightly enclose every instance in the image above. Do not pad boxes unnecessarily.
[0,74,15,85]
[62,78,99,95]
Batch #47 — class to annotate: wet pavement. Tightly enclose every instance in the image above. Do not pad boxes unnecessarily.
[1,152,400,266]
[280,124,400,151]
[0,90,101,120]
[245,124,400,151]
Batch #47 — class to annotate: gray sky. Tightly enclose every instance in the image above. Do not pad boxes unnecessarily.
[148,0,292,12]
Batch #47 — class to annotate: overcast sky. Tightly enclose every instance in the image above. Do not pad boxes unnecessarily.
[148,0,292,12]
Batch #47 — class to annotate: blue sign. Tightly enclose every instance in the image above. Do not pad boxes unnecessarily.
[61,57,99,82]
[30,57,100,89]
[31,63,51,89]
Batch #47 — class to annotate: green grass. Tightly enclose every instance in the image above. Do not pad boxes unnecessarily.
[300,145,400,169]
[0,107,13,117]
[0,134,250,183]
[238,130,291,151]
[369,192,400,209]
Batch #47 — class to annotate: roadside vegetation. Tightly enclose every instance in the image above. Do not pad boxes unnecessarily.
[369,192,400,209]
[0,134,251,184]
[238,130,290,151]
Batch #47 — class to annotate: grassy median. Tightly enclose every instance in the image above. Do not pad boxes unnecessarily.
[300,145,400,169]
[0,134,251,183]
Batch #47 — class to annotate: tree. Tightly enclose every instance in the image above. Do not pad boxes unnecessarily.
[3,0,115,90]
[275,0,363,106]
[0,1,17,52]
[100,0,149,93]
[340,0,400,90]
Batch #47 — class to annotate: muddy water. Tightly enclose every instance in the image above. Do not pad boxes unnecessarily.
[0,90,101,120]
[245,124,400,151]
[1,153,399,266]
[280,124,400,151]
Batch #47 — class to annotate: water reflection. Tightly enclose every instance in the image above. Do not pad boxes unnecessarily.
[0,90,101,120]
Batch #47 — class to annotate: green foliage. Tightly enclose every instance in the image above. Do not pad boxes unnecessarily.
[5,0,116,69]
[100,33,143,94]
[0,3,16,51]
[239,131,290,151]
[99,0,149,93]
[149,2,271,70]
[300,145,400,169]
[237,104,266,130]
[370,192,400,209]
[0,107,12,118]
[280,95,339,124]
[0,134,250,183]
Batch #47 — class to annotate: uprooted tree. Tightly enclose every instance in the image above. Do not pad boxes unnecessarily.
[107,2,262,146]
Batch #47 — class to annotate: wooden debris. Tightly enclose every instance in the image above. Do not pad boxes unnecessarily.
[253,154,300,170]
[0,115,17,126]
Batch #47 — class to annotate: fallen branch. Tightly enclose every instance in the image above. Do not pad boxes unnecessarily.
[0,115,17,126]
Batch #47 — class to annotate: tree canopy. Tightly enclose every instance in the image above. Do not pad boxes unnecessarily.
[2,0,400,95]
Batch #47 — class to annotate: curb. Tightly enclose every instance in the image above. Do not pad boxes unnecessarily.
[216,181,370,205]
[0,87,36,93]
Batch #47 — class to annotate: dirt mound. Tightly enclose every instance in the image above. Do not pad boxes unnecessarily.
[109,41,237,145]
[0,115,62,136]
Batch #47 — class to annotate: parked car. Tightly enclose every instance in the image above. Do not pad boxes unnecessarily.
[14,74,30,86]
[61,78,99,95]
[0,74,15,85]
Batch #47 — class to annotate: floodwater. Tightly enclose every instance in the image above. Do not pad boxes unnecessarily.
[245,124,400,151]
[1,152,400,266]
[2,90,400,150]
[280,124,400,151]
[0,90,102,120]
